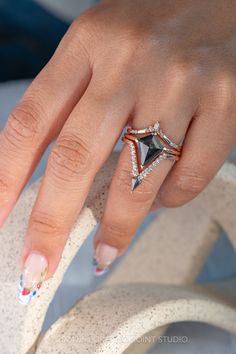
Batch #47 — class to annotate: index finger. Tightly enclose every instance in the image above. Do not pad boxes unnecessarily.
[0,21,91,225]
[19,77,133,306]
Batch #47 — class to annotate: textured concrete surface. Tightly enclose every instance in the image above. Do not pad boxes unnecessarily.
[1,77,236,353]
[36,282,236,353]
[105,203,219,287]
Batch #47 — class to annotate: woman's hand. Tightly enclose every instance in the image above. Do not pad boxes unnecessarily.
[3,0,236,301]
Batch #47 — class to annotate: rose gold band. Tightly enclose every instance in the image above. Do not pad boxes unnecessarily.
[122,121,182,191]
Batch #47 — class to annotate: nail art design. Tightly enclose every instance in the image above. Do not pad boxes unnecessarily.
[18,253,48,305]
[93,256,110,276]
[93,243,118,276]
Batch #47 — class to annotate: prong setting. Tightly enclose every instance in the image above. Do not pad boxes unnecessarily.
[123,121,182,191]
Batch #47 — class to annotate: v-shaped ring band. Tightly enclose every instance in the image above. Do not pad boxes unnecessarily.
[122,121,182,191]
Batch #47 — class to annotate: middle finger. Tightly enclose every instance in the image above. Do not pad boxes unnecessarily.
[21,78,134,276]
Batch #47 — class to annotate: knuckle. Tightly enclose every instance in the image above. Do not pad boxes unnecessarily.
[71,12,93,35]
[102,221,131,248]
[68,6,103,43]
[49,133,93,181]
[172,59,203,83]
[172,51,207,79]
[213,75,235,111]
[115,168,156,204]
[30,211,63,240]
[133,33,170,59]
[174,168,206,196]
[0,175,13,200]
[67,17,92,56]
[72,3,111,32]
[5,101,44,147]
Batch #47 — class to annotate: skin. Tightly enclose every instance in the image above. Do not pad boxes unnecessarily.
[1,0,236,276]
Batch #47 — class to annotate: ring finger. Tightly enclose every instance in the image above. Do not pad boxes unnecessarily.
[93,86,198,274]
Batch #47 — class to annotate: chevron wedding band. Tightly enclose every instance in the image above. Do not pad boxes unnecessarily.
[122,121,182,191]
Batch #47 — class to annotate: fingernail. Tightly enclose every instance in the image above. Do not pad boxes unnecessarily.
[93,243,118,276]
[18,252,48,305]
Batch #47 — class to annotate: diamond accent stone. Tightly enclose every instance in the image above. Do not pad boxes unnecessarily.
[138,155,164,181]
[154,122,160,131]
[128,142,138,177]
[125,120,180,191]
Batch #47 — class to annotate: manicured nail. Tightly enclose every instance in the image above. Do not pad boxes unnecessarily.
[18,252,48,305]
[93,242,118,276]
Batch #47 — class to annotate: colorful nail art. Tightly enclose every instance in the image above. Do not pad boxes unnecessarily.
[18,252,48,305]
[93,243,118,276]
[93,256,110,276]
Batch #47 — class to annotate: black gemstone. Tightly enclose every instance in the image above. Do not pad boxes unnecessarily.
[138,135,163,166]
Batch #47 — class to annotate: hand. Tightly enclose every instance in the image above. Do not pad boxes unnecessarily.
[3,0,236,301]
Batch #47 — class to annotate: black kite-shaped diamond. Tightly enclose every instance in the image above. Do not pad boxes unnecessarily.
[137,135,164,167]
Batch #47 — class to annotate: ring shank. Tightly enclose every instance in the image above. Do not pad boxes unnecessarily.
[122,121,182,190]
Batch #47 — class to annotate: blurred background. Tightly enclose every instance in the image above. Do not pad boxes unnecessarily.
[0,1,236,353]
[0,0,94,82]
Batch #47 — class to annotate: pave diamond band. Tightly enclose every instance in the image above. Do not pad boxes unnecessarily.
[122,121,182,191]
